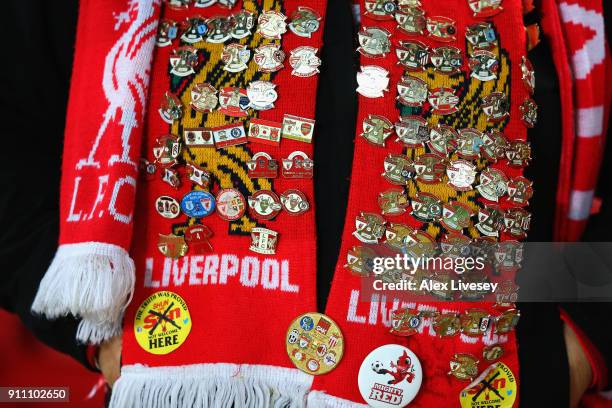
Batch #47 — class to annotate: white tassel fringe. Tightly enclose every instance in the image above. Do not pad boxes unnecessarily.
[307,391,367,408]
[31,242,135,344]
[110,364,314,408]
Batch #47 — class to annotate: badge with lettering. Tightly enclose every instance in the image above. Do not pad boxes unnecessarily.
[440,233,472,258]
[467,0,504,18]
[476,205,505,237]
[431,46,463,75]
[162,168,181,189]
[257,11,287,39]
[428,125,458,156]
[282,151,314,179]
[362,114,394,147]
[206,17,232,43]
[280,189,310,216]
[286,313,344,375]
[364,0,397,20]
[250,227,279,254]
[247,81,277,111]
[396,41,429,71]
[157,234,189,258]
[466,22,498,51]
[184,224,213,254]
[158,92,182,124]
[411,192,442,222]
[354,212,386,244]
[428,87,459,115]
[447,160,477,191]
[181,16,208,44]
[218,87,250,117]
[358,26,392,58]
[461,309,491,337]
[186,163,211,188]
[181,191,215,218]
[480,130,509,162]
[170,46,198,77]
[379,189,410,216]
[414,153,446,183]
[456,128,484,160]
[156,19,178,47]
[507,176,533,206]
[248,119,282,146]
[231,10,255,39]
[503,208,531,238]
[254,44,285,73]
[395,6,426,35]
[190,83,218,112]
[521,56,535,94]
[395,116,429,147]
[183,127,215,148]
[153,134,182,167]
[459,362,517,408]
[222,43,250,73]
[476,168,508,202]
[482,344,504,361]
[469,50,498,81]
[357,65,390,98]
[248,190,282,220]
[495,309,520,334]
[212,124,247,148]
[215,188,246,221]
[494,240,523,273]
[346,246,377,277]
[156,196,181,219]
[247,152,278,179]
[449,353,479,381]
[427,16,457,42]
[289,46,321,77]
[442,201,473,232]
[397,76,428,107]
[134,291,192,355]
[382,154,414,185]
[433,313,461,337]
[505,141,531,168]
[520,98,538,128]
[384,223,414,252]
[391,309,423,337]
[289,6,321,37]
[282,114,315,143]
[358,344,423,408]
[482,92,510,122]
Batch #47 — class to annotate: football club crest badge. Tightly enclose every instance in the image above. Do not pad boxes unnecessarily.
[395,6,426,35]
[476,205,505,237]
[361,114,394,147]
[467,0,504,18]
[505,141,531,168]
[480,130,509,162]
[282,114,315,143]
[184,224,214,254]
[357,65,389,98]
[231,10,255,39]
[396,40,429,71]
[507,176,533,206]
[254,44,285,72]
[469,50,499,81]
[221,43,251,73]
[248,118,282,146]
[218,87,250,117]
[161,168,181,189]
[395,115,429,147]
[428,125,458,156]
[345,246,377,277]
[442,201,473,232]
[250,228,278,255]
[358,26,392,58]
[153,134,182,167]
[289,46,321,77]
[215,188,246,221]
[170,46,198,77]
[476,168,508,202]
[247,81,278,111]
[186,163,211,189]
[397,76,428,107]
[282,151,314,179]
[428,87,459,115]
[155,196,181,219]
[411,192,442,222]
[353,212,386,244]
[158,92,183,124]
[520,98,538,128]
[190,83,218,112]
[466,22,498,51]
[447,160,477,191]
[181,16,208,44]
[379,189,410,215]
[156,19,178,47]
[521,56,535,94]
[482,92,510,122]
[206,17,232,43]
[382,154,414,185]
[248,190,282,220]
[414,153,446,183]
[364,0,397,20]
[280,189,310,216]
[183,127,215,148]
[426,16,457,42]
[157,234,188,259]
[247,152,278,179]
[257,11,287,39]
[456,128,484,160]
[431,46,463,75]
[288,7,321,38]
[503,208,531,238]
[181,191,216,218]
[212,124,247,148]
[449,353,479,381]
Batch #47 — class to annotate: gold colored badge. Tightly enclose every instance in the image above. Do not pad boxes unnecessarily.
[134,291,192,355]
[286,312,344,375]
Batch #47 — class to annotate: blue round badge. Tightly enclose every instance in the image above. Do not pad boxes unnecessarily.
[181,191,216,218]
[300,316,314,331]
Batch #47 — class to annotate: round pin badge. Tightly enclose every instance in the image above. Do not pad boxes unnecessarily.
[248,190,282,220]
[280,189,309,215]
[216,188,246,221]
[459,361,517,408]
[358,344,423,407]
[181,190,216,218]
[286,312,344,375]
[155,196,181,219]
[134,291,192,355]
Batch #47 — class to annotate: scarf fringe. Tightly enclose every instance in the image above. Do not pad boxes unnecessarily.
[307,391,366,408]
[110,363,314,408]
[31,242,135,344]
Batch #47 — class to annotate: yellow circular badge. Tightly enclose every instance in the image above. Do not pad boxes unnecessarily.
[134,291,192,355]
[459,361,517,408]
[286,312,344,375]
